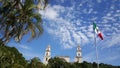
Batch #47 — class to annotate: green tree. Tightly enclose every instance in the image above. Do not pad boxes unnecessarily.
[47,57,71,68]
[92,62,97,68]
[0,45,27,68]
[0,0,48,45]
[73,62,82,68]
[27,57,46,68]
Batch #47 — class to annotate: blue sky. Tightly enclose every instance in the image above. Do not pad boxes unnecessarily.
[8,0,120,66]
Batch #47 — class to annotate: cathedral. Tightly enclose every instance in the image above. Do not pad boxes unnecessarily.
[43,45,82,65]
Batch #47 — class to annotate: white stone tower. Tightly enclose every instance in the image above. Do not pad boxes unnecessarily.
[74,45,82,63]
[43,45,51,65]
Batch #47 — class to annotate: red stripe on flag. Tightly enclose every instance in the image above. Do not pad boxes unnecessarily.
[98,33,103,40]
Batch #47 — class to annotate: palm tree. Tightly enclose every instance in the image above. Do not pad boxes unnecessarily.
[0,0,48,45]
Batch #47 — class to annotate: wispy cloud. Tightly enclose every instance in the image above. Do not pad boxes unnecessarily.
[97,0,102,3]
[83,47,120,65]
[8,43,44,60]
[100,34,120,49]
[100,55,120,63]
[83,52,95,62]
[39,0,120,50]
[40,5,65,20]
[40,5,94,49]
[18,44,31,50]
[21,51,44,60]
[8,43,31,50]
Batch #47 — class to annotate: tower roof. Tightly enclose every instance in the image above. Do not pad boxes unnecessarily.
[77,45,81,50]
[77,45,81,47]
[47,44,50,47]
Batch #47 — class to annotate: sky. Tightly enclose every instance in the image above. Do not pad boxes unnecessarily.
[8,0,120,66]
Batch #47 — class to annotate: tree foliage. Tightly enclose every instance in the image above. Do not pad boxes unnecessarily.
[47,57,72,68]
[0,45,120,68]
[72,61,120,68]
[0,0,48,45]
[47,57,120,68]
[0,45,27,68]
[27,57,46,68]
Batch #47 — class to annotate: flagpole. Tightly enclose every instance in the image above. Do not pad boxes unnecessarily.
[94,31,99,68]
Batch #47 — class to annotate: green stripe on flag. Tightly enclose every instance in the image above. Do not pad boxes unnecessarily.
[93,23,97,30]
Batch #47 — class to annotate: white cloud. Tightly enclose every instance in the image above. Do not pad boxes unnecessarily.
[63,44,73,49]
[39,5,65,20]
[18,44,31,50]
[8,43,31,50]
[87,32,94,38]
[22,51,43,60]
[88,25,93,32]
[107,13,112,17]
[97,0,102,3]
[88,8,93,14]
[60,0,65,3]
[116,10,120,13]
[103,17,116,22]
[110,5,115,10]
[44,6,58,20]
[100,55,120,63]
[8,43,43,60]
[39,0,120,50]
[40,4,97,49]
[101,34,120,49]
[83,52,95,62]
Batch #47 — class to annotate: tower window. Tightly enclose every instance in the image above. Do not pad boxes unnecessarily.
[46,53,48,56]
[46,58,48,61]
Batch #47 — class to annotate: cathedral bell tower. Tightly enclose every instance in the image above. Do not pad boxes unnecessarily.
[43,45,51,65]
[74,45,82,63]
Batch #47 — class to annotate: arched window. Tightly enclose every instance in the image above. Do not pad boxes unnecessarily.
[78,53,80,56]
[46,53,48,56]
[46,58,48,61]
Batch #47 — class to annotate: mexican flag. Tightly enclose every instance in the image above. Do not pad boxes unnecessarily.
[93,23,103,40]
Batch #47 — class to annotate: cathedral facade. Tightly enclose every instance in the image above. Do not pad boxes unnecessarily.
[43,45,82,64]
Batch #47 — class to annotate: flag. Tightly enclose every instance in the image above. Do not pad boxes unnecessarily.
[93,23,103,40]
